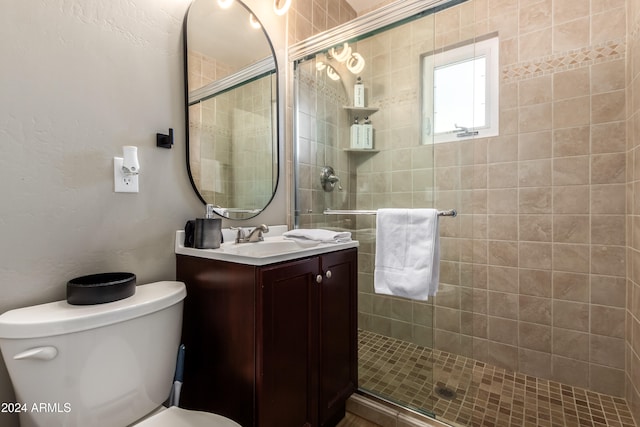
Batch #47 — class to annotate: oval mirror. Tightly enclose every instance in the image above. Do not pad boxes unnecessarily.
[185,0,278,220]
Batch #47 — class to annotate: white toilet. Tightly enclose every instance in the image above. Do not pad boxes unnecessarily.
[0,281,240,427]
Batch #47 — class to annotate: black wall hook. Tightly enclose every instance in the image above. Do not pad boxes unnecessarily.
[156,128,174,149]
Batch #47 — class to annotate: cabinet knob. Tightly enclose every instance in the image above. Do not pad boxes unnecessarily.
[316,274,323,283]
[325,270,332,279]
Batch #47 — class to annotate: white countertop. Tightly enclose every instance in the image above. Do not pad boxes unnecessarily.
[175,229,359,266]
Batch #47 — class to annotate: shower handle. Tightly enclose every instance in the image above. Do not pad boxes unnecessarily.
[320,166,343,192]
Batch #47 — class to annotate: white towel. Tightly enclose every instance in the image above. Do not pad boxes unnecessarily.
[283,228,352,243]
[374,208,440,301]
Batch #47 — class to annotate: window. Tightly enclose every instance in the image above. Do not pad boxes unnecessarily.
[421,35,499,144]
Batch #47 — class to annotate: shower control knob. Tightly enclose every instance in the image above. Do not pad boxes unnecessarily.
[316,275,323,283]
[325,270,332,279]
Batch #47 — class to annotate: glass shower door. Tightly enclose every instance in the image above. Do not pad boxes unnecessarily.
[293,11,442,419]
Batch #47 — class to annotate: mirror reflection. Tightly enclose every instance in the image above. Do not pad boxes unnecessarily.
[185,0,278,220]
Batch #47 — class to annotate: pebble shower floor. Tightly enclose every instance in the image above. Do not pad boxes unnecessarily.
[358,330,637,427]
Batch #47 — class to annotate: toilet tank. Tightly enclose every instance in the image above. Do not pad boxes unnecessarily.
[0,281,186,427]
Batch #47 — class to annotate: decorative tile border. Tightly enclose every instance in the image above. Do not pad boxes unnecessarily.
[502,38,626,83]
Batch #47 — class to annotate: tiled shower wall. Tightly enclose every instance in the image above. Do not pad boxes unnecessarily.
[291,0,636,414]
[627,0,640,421]
[350,0,629,398]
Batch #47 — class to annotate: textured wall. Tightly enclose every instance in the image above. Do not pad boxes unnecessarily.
[0,1,286,425]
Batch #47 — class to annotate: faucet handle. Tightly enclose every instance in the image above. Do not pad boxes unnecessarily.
[231,227,246,243]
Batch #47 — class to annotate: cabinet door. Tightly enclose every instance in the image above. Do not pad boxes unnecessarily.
[318,249,358,426]
[258,257,318,427]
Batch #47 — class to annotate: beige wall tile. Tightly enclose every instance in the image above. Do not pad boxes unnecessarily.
[552,355,589,387]
[553,156,589,185]
[553,67,590,100]
[519,242,552,269]
[553,186,589,214]
[553,0,589,23]
[590,365,625,396]
[592,122,626,154]
[553,271,589,302]
[487,341,518,371]
[552,243,590,273]
[518,28,551,61]
[520,159,552,187]
[488,291,518,319]
[591,305,625,338]
[591,245,626,277]
[488,316,518,345]
[553,18,589,53]
[520,215,552,242]
[553,126,590,157]
[553,300,590,331]
[519,131,552,160]
[591,335,625,368]
[518,0,551,34]
[520,187,552,213]
[592,60,626,94]
[552,215,589,244]
[519,295,551,325]
[519,269,552,297]
[519,103,552,132]
[591,184,626,214]
[592,90,626,124]
[591,8,626,44]
[554,97,590,128]
[518,348,552,378]
[553,328,589,361]
[591,215,625,245]
[591,275,626,307]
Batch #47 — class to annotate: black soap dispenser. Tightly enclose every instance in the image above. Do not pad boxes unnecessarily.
[194,204,222,249]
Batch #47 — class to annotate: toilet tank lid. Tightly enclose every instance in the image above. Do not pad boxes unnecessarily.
[0,281,186,339]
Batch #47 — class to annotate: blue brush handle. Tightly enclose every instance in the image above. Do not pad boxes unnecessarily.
[174,344,185,382]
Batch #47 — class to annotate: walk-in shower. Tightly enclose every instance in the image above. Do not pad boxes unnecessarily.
[292,0,635,425]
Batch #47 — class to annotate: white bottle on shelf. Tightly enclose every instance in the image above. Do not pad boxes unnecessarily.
[350,116,361,149]
[361,116,373,149]
[354,77,365,108]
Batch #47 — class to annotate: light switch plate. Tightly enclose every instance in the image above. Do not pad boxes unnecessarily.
[114,157,139,193]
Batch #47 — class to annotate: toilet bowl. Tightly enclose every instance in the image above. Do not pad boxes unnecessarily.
[0,281,240,427]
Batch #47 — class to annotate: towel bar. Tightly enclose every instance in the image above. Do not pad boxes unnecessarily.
[323,208,457,217]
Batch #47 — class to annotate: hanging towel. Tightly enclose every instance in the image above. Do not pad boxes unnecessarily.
[374,208,440,301]
[283,228,352,243]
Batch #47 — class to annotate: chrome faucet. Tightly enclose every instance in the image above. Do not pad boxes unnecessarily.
[235,224,269,243]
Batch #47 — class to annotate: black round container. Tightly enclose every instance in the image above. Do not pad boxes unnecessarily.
[67,272,136,305]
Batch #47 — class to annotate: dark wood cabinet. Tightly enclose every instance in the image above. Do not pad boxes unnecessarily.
[176,248,357,427]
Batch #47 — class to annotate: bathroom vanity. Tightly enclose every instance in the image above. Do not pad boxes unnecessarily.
[175,234,358,427]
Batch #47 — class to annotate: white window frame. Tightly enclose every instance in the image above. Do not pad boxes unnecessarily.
[421,35,499,144]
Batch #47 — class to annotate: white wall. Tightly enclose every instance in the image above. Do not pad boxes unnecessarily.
[0,1,287,425]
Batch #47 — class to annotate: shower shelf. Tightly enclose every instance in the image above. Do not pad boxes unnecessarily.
[342,106,379,116]
[343,148,379,153]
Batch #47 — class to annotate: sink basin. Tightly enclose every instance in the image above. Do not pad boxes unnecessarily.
[221,239,315,257]
[175,230,359,266]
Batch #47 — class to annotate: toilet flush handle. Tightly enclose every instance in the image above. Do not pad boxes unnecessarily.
[13,346,58,361]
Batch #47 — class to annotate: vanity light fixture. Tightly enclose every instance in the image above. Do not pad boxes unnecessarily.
[249,14,261,29]
[273,0,291,16]
[329,43,352,63]
[346,52,366,74]
[217,0,233,9]
[326,65,340,81]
